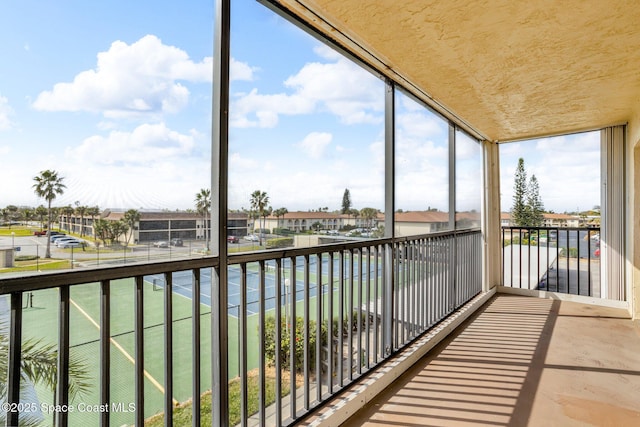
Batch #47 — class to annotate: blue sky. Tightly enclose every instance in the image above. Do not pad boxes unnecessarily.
[0,0,599,214]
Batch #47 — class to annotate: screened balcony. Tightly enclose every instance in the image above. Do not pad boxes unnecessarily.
[2,0,640,426]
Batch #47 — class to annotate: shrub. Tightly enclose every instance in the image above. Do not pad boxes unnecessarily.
[264,316,328,372]
[266,237,294,249]
[273,228,293,235]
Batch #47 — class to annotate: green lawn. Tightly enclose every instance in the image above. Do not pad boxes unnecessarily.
[0,226,48,236]
[1,259,71,273]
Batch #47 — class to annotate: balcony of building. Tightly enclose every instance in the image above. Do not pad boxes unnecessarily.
[321,294,640,427]
[2,0,640,426]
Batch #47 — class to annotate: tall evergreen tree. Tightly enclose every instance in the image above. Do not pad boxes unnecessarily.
[511,158,530,226]
[527,174,545,226]
[341,188,352,214]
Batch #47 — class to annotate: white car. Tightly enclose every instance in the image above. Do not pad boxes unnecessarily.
[244,234,259,242]
[54,237,77,246]
[57,240,82,248]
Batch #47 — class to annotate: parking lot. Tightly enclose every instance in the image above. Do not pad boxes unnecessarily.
[0,232,273,275]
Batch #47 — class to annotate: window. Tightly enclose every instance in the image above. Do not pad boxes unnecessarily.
[455,128,482,229]
[394,90,450,236]
[229,0,385,242]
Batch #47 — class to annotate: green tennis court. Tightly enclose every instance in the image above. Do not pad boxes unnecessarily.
[14,252,382,425]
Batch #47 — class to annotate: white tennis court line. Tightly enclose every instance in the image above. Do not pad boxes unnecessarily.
[69,298,179,406]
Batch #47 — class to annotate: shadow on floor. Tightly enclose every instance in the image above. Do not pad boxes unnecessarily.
[344,294,640,426]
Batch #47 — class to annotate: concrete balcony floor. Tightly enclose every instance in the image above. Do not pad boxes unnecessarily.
[343,294,640,427]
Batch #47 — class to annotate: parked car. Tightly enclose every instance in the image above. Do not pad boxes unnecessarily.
[50,234,68,243]
[58,240,82,249]
[227,235,240,243]
[244,234,259,242]
[33,230,47,236]
[55,238,79,247]
[170,238,183,247]
[153,241,169,248]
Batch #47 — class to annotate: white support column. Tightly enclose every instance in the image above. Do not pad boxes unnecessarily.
[601,125,627,301]
[482,140,502,291]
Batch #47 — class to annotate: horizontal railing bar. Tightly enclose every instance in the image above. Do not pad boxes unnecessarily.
[0,256,220,293]
[502,226,599,231]
[3,228,483,426]
[227,228,481,265]
[1,230,482,293]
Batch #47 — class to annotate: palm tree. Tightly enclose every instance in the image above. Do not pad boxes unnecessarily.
[123,209,141,246]
[93,218,110,246]
[61,205,74,233]
[35,205,47,231]
[22,207,33,226]
[32,170,66,258]
[250,190,269,246]
[195,189,211,251]
[74,204,88,237]
[360,207,379,229]
[3,205,19,228]
[86,206,101,240]
[0,321,91,426]
[273,207,289,231]
[350,208,360,228]
[0,208,8,226]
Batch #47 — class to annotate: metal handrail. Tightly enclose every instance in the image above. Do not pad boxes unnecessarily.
[1,229,482,426]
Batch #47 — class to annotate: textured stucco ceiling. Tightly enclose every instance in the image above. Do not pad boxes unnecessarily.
[275,0,640,142]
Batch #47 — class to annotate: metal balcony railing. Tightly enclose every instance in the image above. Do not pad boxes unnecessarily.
[0,229,481,426]
[501,226,601,297]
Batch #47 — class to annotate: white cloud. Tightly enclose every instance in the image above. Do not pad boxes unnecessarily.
[297,132,332,159]
[0,94,14,130]
[313,44,342,61]
[397,111,446,139]
[231,58,257,81]
[0,140,210,210]
[229,152,259,170]
[284,58,383,123]
[32,35,255,119]
[231,89,314,128]
[54,156,211,210]
[230,48,383,128]
[228,166,384,212]
[65,122,195,166]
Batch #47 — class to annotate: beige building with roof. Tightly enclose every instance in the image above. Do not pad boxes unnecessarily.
[59,210,248,244]
[392,211,449,237]
[262,211,369,233]
[501,212,583,228]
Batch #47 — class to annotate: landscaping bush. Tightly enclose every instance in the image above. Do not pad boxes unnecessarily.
[264,316,328,372]
[15,255,38,261]
[273,227,293,235]
[266,237,293,249]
